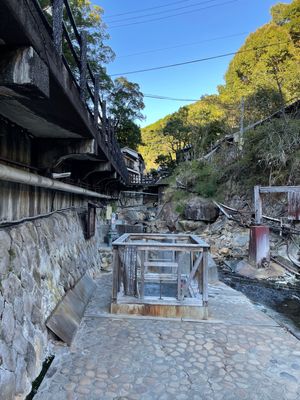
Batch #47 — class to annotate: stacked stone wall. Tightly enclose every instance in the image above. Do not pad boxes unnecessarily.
[0,209,108,399]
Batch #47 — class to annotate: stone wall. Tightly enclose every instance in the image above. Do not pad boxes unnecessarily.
[0,208,109,400]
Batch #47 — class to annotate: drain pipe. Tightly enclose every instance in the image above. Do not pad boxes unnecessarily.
[0,163,111,199]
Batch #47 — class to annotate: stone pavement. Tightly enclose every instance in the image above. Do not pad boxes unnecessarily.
[35,274,300,400]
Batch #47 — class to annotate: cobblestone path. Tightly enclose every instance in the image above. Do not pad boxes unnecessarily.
[36,274,300,400]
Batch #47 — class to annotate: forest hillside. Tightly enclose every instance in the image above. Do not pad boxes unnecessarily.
[139,0,300,178]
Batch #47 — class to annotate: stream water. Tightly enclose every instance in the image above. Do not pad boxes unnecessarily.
[219,270,300,339]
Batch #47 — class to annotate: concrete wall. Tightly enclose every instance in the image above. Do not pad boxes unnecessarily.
[0,209,109,400]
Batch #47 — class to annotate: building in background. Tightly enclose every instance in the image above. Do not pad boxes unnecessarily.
[121,147,145,184]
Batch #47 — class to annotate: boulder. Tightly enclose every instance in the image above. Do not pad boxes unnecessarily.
[178,220,206,232]
[219,247,230,255]
[120,209,146,224]
[232,233,249,248]
[184,197,219,222]
[160,202,180,232]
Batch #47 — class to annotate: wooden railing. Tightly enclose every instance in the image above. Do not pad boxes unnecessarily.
[33,0,128,182]
[112,233,210,306]
[127,174,162,186]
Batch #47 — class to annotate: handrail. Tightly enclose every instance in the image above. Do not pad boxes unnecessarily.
[33,0,128,183]
[62,22,81,69]
[63,0,81,44]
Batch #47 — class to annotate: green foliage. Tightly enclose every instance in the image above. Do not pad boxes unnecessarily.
[140,0,300,179]
[116,120,142,150]
[241,118,300,185]
[108,77,144,151]
[39,1,144,143]
[39,0,114,88]
[171,160,220,199]
[140,95,228,169]
[164,188,191,215]
[271,0,300,46]
[214,117,300,189]
[223,0,300,107]
[193,164,219,198]
[162,107,191,152]
[155,154,177,171]
[139,115,175,170]
[108,77,145,129]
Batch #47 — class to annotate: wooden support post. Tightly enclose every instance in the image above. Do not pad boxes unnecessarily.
[108,118,112,149]
[94,74,100,126]
[101,100,107,140]
[112,247,119,303]
[111,125,115,153]
[118,252,122,294]
[176,251,181,300]
[181,252,203,300]
[249,226,270,268]
[52,0,64,55]
[140,250,145,299]
[190,251,194,274]
[202,248,208,307]
[254,185,262,224]
[80,31,87,101]
[198,252,203,294]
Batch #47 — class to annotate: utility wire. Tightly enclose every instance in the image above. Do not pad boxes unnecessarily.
[144,94,200,101]
[107,0,221,24]
[111,41,290,76]
[118,32,248,59]
[109,0,239,29]
[105,0,202,19]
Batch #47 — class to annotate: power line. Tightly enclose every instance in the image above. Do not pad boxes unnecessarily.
[105,0,199,19]
[117,32,248,59]
[111,41,290,76]
[109,0,239,29]
[144,94,200,101]
[107,0,220,24]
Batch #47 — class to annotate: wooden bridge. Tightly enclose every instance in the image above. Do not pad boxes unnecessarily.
[0,0,128,189]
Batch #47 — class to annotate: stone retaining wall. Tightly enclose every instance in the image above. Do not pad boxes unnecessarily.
[0,209,109,399]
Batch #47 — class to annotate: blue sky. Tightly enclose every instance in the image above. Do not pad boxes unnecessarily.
[95,0,288,127]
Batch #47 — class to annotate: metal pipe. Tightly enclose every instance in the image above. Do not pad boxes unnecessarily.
[0,163,111,199]
[120,191,158,196]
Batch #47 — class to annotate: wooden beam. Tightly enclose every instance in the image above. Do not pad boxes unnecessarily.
[180,253,203,300]
[144,262,178,268]
[259,186,300,194]
[176,251,181,300]
[140,250,145,299]
[52,0,64,55]
[94,73,100,127]
[80,31,87,101]
[202,249,208,305]
[112,247,119,303]
[254,185,262,224]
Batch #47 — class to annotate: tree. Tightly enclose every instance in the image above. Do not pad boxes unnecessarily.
[155,154,176,172]
[108,77,145,130]
[39,0,114,90]
[221,0,300,107]
[116,120,142,150]
[162,107,191,153]
[139,115,173,170]
[39,0,145,149]
[271,0,300,46]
